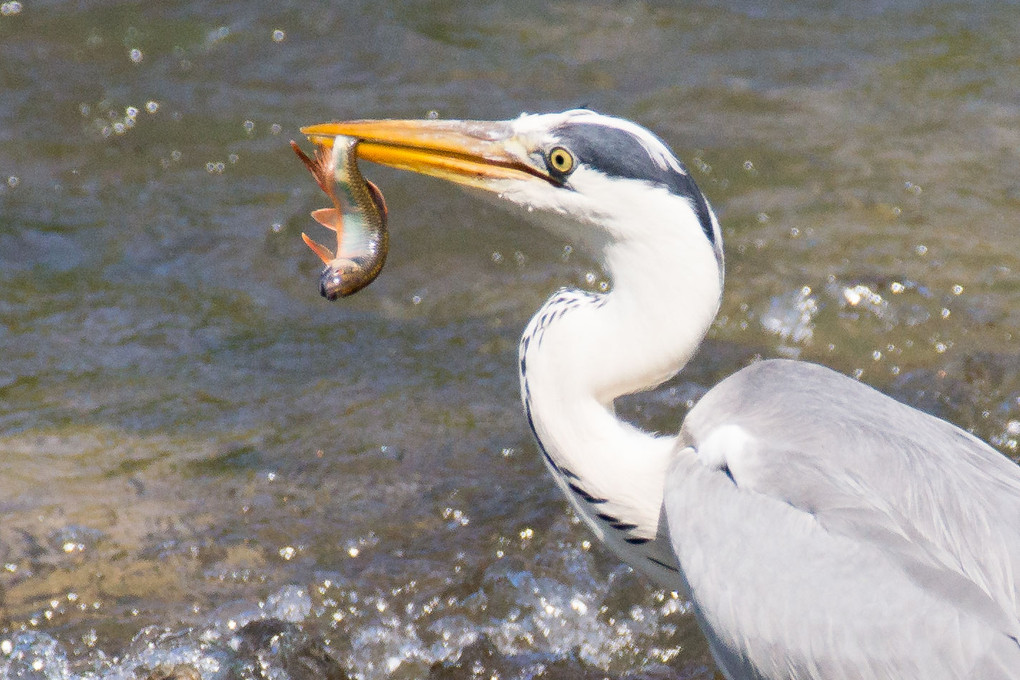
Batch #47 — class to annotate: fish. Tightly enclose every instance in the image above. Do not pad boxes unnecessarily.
[291,135,388,300]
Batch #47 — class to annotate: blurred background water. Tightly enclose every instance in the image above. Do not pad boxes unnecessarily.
[1,1,1018,678]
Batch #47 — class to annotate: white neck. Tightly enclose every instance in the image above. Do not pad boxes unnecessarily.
[519,207,722,545]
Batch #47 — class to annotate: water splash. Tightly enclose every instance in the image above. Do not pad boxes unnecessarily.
[760,286,818,351]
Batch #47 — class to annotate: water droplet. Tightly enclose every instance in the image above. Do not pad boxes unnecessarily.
[915,244,928,256]
[426,110,439,120]
[951,284,963,295]
[128,48,143,63]
[7,176,20,188]
[278,546,296,560]
[693,157,712,174]
[243,119,255,133]
[270,123,282,135]
[1,1,23,16]
[271,29,286,42]
[145,100,159,114]
[271,222,282,233]
[125,106,138,119]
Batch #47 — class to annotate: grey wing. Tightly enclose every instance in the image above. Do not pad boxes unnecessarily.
[664,359,1020,680]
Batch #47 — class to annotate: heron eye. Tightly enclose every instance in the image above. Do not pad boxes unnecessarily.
[546,146,575,175]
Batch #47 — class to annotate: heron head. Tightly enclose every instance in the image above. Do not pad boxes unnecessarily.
[302,109,721,262]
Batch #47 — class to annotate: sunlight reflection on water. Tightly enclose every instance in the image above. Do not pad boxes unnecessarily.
[1,1,1017,677]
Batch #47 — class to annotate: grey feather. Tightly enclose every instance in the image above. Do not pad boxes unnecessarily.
[666,359,1020,679]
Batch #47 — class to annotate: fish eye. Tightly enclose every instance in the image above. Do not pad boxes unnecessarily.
[546,146,575,175]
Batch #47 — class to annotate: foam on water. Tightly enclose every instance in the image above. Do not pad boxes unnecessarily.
[0,526,703,680]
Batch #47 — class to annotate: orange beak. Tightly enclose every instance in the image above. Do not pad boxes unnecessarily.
[300,118,552,190]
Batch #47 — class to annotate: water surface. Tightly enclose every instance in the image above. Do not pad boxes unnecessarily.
[1,1,1018,678]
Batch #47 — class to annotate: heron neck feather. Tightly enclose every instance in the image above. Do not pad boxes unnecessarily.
[519,207,721,541]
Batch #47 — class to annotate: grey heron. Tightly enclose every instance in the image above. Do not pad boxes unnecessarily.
[301,110,1020,679]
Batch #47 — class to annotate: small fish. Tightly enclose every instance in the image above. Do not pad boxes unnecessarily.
[291,135,388,300]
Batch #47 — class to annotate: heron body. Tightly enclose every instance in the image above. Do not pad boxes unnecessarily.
[301,110,1020,679]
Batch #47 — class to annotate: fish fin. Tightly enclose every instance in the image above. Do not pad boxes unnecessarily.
[290,140,319,182]
[310,207,343,233]
[301,232,335,264]
[291,140,335,198]
[366,180,388,220]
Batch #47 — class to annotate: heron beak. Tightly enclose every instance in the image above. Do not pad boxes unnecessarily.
[300,118,550,190]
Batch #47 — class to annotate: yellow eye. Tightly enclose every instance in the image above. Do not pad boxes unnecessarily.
[547,146,575,175]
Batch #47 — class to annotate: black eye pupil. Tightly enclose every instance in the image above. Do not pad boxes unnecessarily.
[550,148,571,172]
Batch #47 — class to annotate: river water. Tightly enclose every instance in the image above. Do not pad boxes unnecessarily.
[1,1,1018,678]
